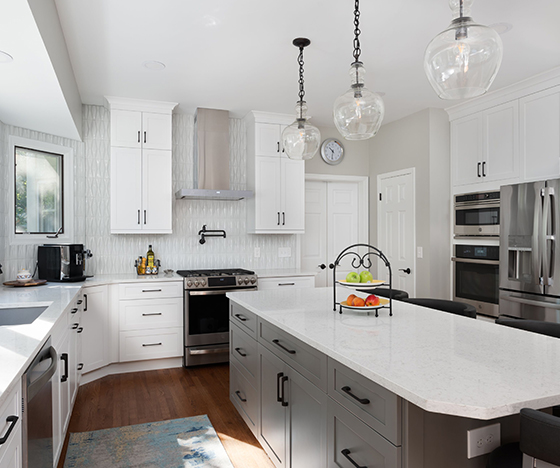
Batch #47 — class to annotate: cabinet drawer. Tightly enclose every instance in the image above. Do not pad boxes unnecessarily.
[230,322,258,386]
[119,281,182,300]
[119,297,182,330]
[258,276,315,290]
[230,360,258,435]
[0,382,21,460]
[328,358,401,446]
[230,302,258,339]
[119,327,182,362]
[259,319,327,391]
[328,399,401,468]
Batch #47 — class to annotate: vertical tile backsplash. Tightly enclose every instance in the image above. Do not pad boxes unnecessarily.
[0,105,297,280]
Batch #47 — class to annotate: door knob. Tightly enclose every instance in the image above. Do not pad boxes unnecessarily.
[318,264,326,270]
[399,268,411,275]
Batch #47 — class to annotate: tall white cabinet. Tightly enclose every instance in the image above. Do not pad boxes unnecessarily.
[105,97,177,234]
[245,112,305,234]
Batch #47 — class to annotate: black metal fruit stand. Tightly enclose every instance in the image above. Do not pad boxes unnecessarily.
[331,243,393,317]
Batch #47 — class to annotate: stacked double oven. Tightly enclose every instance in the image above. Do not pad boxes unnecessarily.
[453,191,500,317]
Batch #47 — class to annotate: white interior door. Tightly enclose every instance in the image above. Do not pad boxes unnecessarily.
[377,169,416,296]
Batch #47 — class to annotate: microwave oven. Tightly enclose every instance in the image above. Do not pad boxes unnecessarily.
[454,191,500,238]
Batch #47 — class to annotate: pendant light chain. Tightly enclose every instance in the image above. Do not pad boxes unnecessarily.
[297,45,305,119]
[352,0,362,64]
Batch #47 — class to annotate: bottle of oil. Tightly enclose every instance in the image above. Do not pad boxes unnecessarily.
[147,245,155,269]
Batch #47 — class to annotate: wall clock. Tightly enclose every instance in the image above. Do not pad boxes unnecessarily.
[320,138,344,165]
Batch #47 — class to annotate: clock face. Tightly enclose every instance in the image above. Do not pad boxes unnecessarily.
[321,139,344,165]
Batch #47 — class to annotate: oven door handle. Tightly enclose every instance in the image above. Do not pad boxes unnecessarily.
[451,257,499,266]
[501,293,560,310]
[188,288,257,296]
[454,201,500,210]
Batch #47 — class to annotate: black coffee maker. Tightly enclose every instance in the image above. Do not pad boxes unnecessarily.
[38,244,89,282]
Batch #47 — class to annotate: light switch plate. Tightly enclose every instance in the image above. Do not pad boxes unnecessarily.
[416,247,423,258]
[467,423,501,458]
[278,247,291,258]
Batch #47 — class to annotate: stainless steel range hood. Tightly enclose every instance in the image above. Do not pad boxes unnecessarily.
[175,108,253,201]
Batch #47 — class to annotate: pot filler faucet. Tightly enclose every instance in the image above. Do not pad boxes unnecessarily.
[198,225,226,244]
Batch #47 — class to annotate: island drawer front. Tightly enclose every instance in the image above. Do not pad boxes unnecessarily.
[230,359,258,435]
[328,359,401,446]
[259,319,327,391]
[118,282,182,300]
[230,303,258,339]
[119,297,182,331]
[119,327,182,362]
[327,399,401,468]
[230,322,258,385]
[258,276,315,290]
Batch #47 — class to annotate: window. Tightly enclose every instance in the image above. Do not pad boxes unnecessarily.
[9,136,74,245]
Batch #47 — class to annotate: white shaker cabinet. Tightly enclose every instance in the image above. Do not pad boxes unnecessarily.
[109,109,172,151]
[81,285,109,374]
[0,383,22,468]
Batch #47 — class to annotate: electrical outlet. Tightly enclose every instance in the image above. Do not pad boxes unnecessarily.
[467,423,500,458]
[254,247,261,258]
[278,247,291,258]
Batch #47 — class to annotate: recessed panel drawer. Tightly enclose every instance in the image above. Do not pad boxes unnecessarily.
[258,276,315,290]
[118,281,182,300]
[230,302,258,339]
[230,360,258,435]
[119,327,182,362]
[119,297,182,331]
[328,358,401,446]
[230,322,258,386]
[259,319,327,391]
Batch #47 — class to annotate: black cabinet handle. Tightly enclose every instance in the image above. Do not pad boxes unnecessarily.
[276,372,284,403]
[341,449,366,468]
[277,141,280,153]
[142,312,162,316]
[0,416,18,445]
[72,323,79,330]
[77,327,83,333]
[142,342,162,347]
[84,294,88,311]
[77,363,83,371]
[277,212,280,226]
[71,308,78,314]
[282,212,285,226]
[77,300,83,305]
[341,386,370,405]
[272,339,296,355]
[281,376,288,407]
[235,347,247,357]
[144,131,147,144]
[482,161,487,177]
[61,353,69,382]
[144,210,147,224]
[138,209,140,225]
[477,162,481,177]
[234,313,247,322]
[137,131,140,143]
[235,390,247,402]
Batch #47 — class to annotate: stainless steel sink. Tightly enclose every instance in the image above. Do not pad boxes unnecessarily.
[0,306,48,326]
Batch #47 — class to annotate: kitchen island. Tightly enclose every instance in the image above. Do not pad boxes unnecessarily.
[227,286,560,468]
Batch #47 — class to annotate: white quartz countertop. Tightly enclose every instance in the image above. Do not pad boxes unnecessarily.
[227,287,560,420]
[83,272,182,285]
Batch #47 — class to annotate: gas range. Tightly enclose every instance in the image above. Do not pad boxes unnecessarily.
[176,268,258,290]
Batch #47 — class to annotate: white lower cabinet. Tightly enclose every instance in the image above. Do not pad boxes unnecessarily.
[257,276,315,291]
[0,383,22,468]
[119,328,182,362]
[81,286,109,373]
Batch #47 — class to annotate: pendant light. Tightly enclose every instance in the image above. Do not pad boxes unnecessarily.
[424,0,503,100]
[333,0,384,141]
[282,38,321,161]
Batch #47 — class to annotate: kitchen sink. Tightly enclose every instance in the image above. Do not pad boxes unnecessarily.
[0,306,48,326]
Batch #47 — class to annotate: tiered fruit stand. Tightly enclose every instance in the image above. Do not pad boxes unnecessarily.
[330,243,393,317]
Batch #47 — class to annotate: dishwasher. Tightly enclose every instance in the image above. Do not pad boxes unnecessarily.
[22,337,57,468]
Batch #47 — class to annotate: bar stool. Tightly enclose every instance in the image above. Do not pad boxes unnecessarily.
[495,317,560,339]
[402,298,477,318]
[357,287,409,301]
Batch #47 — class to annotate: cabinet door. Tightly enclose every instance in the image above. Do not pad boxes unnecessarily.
[142,112,172,151]
[281,157,305,232]
[142,149,172,233]
[81,286,109,373]
[0,424,21,468]
[69,324,80,406]
[111,110,142,148]
[256,123,282,157]
[259,345,288,468]
[255,157,282,230]
[483,101,519,182]
[451,114,483,186]
[521,86,560,181]
[110,147,142,232]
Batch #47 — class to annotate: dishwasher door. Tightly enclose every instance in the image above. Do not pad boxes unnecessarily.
[22,337,57,468]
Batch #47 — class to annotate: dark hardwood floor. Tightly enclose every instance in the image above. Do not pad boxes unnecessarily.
[57,364,275,468]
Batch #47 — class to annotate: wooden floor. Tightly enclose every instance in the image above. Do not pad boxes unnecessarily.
[57,364,275,468]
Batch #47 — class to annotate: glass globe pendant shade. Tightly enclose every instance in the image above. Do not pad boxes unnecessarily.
[333,62,385,140]
[424,0,503,100]
[282,102,321,161]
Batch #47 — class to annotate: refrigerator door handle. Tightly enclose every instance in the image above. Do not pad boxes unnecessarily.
[532,189,544,289]
[543,187,555,288]
[501,293,560,310]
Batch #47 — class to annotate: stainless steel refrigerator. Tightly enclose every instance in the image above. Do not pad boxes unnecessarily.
[500,179,560,323]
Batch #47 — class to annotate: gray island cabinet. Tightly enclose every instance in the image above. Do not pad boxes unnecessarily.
[227,287,560,468]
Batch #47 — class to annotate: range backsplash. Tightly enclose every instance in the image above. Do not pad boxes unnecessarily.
[0,105,297,280]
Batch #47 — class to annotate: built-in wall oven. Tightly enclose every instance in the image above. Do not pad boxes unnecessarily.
[454,191,500,238]
[177,269,258,367]
[453,245,500,317]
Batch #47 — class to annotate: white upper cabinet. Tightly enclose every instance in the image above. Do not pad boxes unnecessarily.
[142,112,173,150]
[452,114,482,186]
[110,147,143,232]
[520,85,560,182]
[142,149,173,232]
[256,123,283,156]
[111,110,142,148]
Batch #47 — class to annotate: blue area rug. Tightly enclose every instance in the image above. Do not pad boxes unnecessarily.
[63,415,235,468]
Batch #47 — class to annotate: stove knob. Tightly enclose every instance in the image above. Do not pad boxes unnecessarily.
[187,280,193,287]
[201,280,206,287]
[238,278,243,285]
[250,277,256,284]
[244,278,250,285]
[194,281,200,287]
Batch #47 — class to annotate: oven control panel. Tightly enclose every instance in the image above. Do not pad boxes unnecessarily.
[184,275,257,289]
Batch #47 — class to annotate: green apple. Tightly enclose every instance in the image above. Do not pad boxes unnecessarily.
[345,271,360,283]
[360,270,374,283]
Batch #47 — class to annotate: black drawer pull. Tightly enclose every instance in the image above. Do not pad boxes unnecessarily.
[234,313,247,322]
[272,339,296,355]
[277,372,284,403]
[278,282,295,286]
[0,416,18,445]
[77,363,83,371]
[77,327,83,333]
[341,449,366,468]
[235,347,247,357]
[142,289,162,293]
[142,342,162,347]
[142,312,162,316]
[77,300,83,305]
[341,386,370,405]
[235,390,247,402]
[72,323,79,330]
[60,353,69,382]
[71,308,78,314]
[281,376,288,407]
